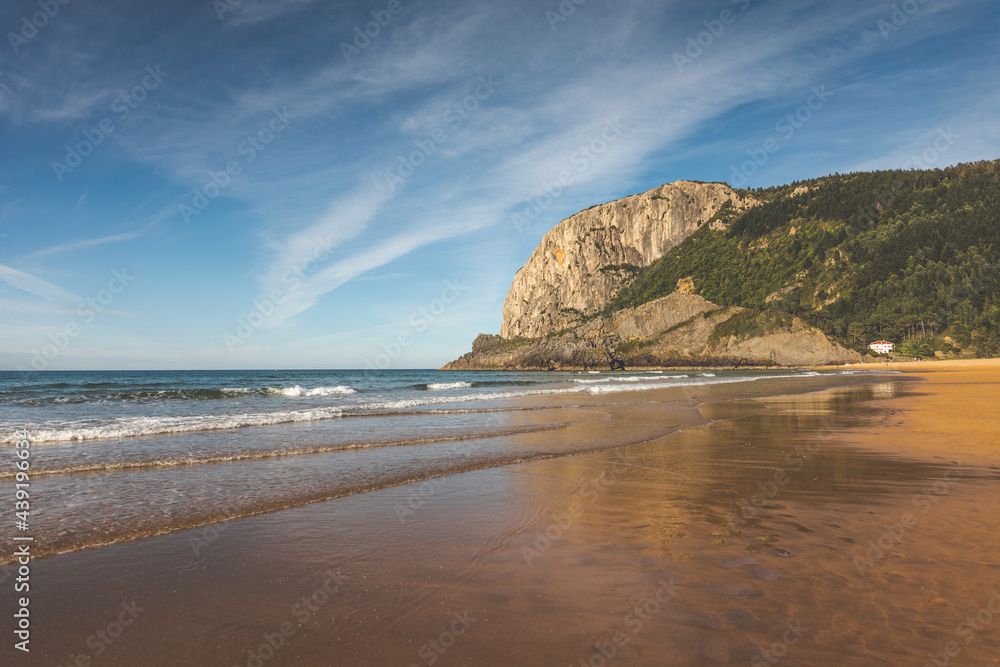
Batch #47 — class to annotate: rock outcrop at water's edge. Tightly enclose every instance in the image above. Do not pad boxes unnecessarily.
[442,294,861,370]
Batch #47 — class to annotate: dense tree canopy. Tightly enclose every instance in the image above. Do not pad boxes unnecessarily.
[606,160,1000,356]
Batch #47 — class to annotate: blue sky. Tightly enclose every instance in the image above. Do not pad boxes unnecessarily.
[0,0,997,370]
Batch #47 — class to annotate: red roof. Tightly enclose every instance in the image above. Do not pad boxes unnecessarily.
[869,340,893,345]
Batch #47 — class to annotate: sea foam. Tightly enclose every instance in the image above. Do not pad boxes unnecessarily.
[425,382,474,390]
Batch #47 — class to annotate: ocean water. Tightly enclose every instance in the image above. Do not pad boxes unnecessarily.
[0,368,883,563]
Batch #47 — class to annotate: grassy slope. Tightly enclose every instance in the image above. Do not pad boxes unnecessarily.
[604,160,1000,357]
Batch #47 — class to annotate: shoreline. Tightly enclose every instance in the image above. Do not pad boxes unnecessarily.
[0,370,892,568]
[839,357,1000,371]
[438,357,1000,372]
[3,362,998,665]
[436,363,788,371]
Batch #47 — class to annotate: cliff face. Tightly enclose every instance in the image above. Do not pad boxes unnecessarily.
[443,178,865,371]
[501,181,754,338]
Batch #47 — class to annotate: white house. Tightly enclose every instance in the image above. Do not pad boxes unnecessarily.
[868,340,895,355]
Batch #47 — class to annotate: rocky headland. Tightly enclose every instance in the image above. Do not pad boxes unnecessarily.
[443,181,861,370]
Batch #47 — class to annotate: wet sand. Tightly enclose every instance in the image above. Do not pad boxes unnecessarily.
[4,365,1000,666]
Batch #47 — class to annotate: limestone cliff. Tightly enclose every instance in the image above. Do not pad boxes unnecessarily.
[443,178,863,371]
[501,181,754,338]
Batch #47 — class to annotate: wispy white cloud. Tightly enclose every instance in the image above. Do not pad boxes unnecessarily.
[24,220,158,259]
[256,184,392,323]
[351,272,409,282]
[0,0,995,369]
[0,198,19,223]
[0,299,79,317]
[269,223,467,325]
[223,0,320,28]
[0,264,80,302]
[236,0,972,326]
[73,189,88,213]
[32,85,117,122]
[0,77,12,113]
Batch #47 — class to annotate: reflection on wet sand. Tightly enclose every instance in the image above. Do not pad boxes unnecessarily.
[5,372,1000,666]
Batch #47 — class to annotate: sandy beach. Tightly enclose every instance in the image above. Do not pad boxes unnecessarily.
[3,363,999,666]
[6,1,998,665]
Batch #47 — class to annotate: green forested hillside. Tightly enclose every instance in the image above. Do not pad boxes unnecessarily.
[606,160,1000,357]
